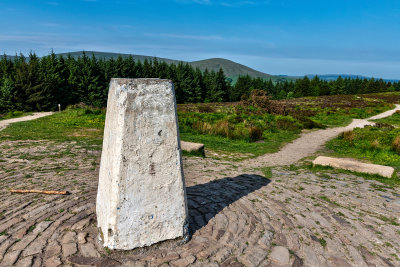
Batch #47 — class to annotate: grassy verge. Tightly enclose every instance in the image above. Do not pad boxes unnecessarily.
[326,126,400,168]
[180,130,299,158]
[0,92,398,159]
[0,111,33,120]
[373,110,400,126]
[309,105,392,127]
[0,107,104,148]
[325,111,400,186]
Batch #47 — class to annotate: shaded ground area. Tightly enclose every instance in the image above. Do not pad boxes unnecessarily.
[0,140,399,266]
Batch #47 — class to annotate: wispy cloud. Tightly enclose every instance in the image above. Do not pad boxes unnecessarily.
[176,0,210,5]
[175,0,259,6]
[39,22,66,28]
[145,33,224,41]
[0,34,48,42]
[46,2,59,6]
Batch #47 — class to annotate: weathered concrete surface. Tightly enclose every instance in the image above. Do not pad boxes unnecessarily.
[313,156,395,178]
[96,78,188,250]
[181,141,205,156]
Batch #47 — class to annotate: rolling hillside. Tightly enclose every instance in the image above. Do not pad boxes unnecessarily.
[2,52,397,82]
[305,74,399,83]
[56,51,180,65]
[190,58,272,79]
[54,51,274,80]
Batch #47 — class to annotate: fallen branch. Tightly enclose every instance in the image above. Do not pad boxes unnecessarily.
[9,189,70,195]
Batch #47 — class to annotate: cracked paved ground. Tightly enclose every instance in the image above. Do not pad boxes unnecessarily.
[0,140,399,266]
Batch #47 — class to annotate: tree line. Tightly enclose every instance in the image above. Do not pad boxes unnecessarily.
[0,52,399,112]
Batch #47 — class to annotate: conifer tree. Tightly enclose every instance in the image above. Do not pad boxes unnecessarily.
[0,77,14,111]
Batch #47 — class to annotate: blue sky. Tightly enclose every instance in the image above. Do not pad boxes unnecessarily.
[1,0,399,79]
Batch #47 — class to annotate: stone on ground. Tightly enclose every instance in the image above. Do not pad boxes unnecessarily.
[313,156,395,178]
[181,141,205,156]
[96,78,188,250]
[269,246,290,266]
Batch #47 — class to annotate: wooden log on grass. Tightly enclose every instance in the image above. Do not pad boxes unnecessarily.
[9,189,70,195]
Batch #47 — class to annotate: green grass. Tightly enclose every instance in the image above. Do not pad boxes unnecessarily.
[318,237,327,248]
[311,105,392,127]
[326,127,400,170]
[180,130,299,158]
[181,150,205,158]
[27,225,36,233]
[373,111,400,126]
[260,167,273,179]
[0,107,104,147]
[311,112,353,127]
[0,111,32,120]
[0,93,397,160]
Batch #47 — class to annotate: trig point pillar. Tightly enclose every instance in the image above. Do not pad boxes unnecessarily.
[96,78,188,250]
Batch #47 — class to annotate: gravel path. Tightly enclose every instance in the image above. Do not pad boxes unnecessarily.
[0,112,54,131]
[244,104,400,168]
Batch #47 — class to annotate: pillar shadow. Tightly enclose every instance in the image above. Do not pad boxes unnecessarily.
[186,174,270,235]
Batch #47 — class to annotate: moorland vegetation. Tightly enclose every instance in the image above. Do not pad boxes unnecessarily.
[2,91,399,160]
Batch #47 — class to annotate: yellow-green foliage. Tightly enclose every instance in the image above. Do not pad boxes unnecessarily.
[327,122,400,175]
[392,136,400,154]
[341,130,354,144]
[371,139,380,150]
[0,106,105,145]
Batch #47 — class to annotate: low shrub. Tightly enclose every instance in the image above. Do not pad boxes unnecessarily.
[392,136,400,154]
[374,122,394,129]
[341,130,354,144]
[275,117,300,131]
[213,120,233,139]
[197,105,215,113]
[371,139,380,149]
[84,108,102,115]
[248,126,263,142]
[0,110,26,120]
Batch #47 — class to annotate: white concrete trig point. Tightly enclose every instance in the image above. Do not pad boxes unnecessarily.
[96,78,189,250]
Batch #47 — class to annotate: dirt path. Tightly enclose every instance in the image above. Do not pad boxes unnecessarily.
[244,104,400,168]
[0,112,54,131]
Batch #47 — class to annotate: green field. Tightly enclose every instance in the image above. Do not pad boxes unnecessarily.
[0,108,105,147]
[326,111,400,172]
[0,92,398,161]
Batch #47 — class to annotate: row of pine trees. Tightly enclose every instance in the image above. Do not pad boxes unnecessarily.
[0,52,399,112]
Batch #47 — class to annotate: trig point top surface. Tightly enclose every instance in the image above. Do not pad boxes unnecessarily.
[96,78,188,250]
[111,78,173,85]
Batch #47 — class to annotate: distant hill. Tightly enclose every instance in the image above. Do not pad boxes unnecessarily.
[1,51,283,82]
[2,52,397,82]
[56,51,181,65]
[1,54,17,60]
[189,58,272,79]
[55,51,275,80]
[305,74,399,83]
